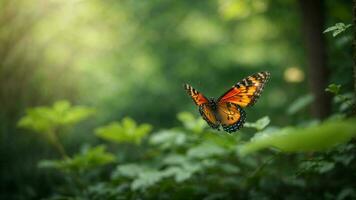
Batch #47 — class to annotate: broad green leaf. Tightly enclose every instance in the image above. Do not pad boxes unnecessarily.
[131,170,164,191]
[38,145,115,172]
[112,163,152,179]
[239,119,356,155]
[287,94,314,115]
[18,100,95,134]
[323,23,352,37]
[95,117,152,144]
[244,116,270,131]
[149,130,186,149]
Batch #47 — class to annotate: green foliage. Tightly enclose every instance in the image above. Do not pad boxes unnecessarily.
[95,117,152,144]
[2,0,355,199]
[18,100,95,134]
[325,83,341,95]
[239,119,356,155]
[244,116,271,131]
[14,102,356,199]
[149,130,187,150]
[324,22,352,37]
[187,142,227,159]
[38,145,115,173]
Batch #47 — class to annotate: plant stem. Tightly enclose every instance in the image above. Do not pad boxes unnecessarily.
[48,129,68,159]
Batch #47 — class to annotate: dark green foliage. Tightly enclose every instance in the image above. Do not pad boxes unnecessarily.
[16,103,356,199]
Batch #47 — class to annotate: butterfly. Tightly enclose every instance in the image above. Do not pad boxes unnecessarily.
[184,71,270,133]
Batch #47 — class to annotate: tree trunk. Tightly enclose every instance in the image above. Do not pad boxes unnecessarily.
[299,0,331,119]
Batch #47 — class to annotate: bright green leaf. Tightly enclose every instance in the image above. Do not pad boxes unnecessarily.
[18,100,95,134]
[239,118,356,155]
[323,23,352,37]
[95,117,152,145]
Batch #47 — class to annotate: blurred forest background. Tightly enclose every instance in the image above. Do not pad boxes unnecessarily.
[1,0,356,199]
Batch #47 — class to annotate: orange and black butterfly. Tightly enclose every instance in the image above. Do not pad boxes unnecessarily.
[184,71,270,133]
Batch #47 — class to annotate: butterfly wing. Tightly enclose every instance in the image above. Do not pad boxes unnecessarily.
[217,102,246,133]
[199,104,219,129]
[184,84,219,129]
[217,72,270,107]
[184,84,209,106]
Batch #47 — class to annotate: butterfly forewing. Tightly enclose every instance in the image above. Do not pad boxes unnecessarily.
[218,72,270,107]
[184,84,220,129]
[184,84,209,106]
[217,102,246,133]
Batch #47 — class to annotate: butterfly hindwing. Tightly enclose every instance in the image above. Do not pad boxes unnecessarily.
[184,84,219,129]
[217,102,246,133]
[199,104,219,129]
[218,72,270,107]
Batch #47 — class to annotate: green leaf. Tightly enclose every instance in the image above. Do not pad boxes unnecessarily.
[287,94,314,115]
[325,84,341,95]
[95,117,152,144]
[18,100,95,134]
[149,130,186,149]
[239,118,356,155]
[244,116,270,131]
[323,23,352,37]
[131,170,165,191]
[112,163,152,179]
[38,145,115,172]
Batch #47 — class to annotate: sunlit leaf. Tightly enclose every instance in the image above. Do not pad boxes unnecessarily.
[239,118,356,155]
[18,100,95,134]
[323,23,352,37]
[149,130,187,149]
[95,117,152,144]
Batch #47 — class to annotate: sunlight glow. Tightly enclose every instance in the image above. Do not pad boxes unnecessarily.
[284,66,304,83]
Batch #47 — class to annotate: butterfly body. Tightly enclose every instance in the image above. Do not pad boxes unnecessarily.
[184,71,270,133]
